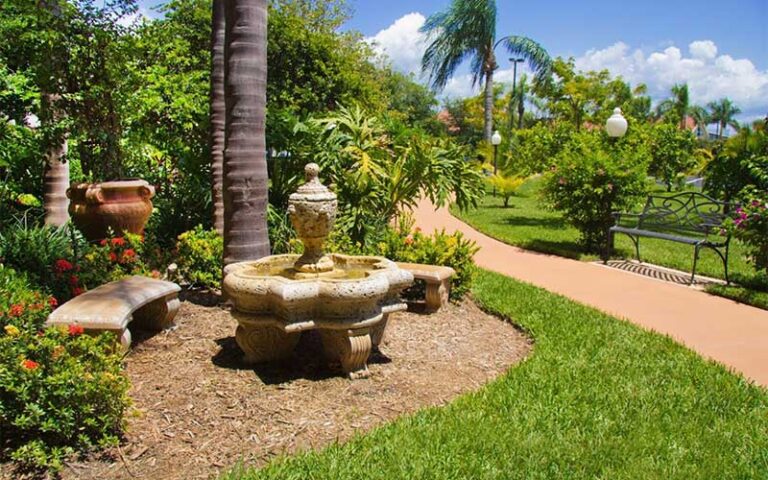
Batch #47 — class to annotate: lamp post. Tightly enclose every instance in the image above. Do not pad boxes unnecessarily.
[508,58,525,130]
[491,130,502,196]
[605,107,628,138]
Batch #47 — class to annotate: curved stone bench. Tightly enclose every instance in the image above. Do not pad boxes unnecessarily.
[46,276,181,349]
[395,262,456,313]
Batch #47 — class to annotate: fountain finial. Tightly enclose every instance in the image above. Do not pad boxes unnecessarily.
[288,164,338,276]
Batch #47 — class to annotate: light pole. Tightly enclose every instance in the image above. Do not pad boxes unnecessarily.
[491,130,502,196]
[605,107,628,138]
[508,57,525,130]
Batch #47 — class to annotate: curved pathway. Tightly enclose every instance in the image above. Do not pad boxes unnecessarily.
[412,198,768,387]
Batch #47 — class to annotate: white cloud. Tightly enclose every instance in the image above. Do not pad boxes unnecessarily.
[689,40,717,60]
[366,13,428,76]
[575,40,768,119]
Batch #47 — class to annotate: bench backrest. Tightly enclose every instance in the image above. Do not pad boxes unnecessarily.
[638,192,730,237]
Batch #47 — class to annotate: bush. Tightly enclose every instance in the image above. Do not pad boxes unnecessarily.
[175,226,223,289]
[486,174,525,207]
[729,190,768,273]
[543,134,649,252]
[0,219,75,288]
[648,123,696,191]
[376,217,479,301]
[0,267,129,472]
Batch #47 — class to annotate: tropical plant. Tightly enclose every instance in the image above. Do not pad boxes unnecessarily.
[222,0,270,265]
[487,174,525,207]
[0,218,75,288]
[420,0,550,142]
[688,104,711,139]
[310,105,484,246]
[708,98,741,138]
[656,83,692,129]
[729,190,768,274]
[704,120,768,202]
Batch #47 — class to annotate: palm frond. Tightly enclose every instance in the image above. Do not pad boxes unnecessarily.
[498,35,552,78]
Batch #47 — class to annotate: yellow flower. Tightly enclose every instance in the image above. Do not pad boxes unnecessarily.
[4,325,20,337]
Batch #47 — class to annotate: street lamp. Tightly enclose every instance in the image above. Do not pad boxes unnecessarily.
[491,130,502,196]
[605,107,628,138]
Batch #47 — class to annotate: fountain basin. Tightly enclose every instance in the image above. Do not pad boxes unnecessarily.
[223,253,413,378]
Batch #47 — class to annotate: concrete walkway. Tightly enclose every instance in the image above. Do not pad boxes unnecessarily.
[413,198,768,387]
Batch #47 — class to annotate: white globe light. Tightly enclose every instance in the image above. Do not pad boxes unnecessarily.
[605,107,628,137]
[491,130,502,145]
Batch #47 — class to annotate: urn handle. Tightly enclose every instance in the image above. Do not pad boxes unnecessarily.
[84,185,105,205]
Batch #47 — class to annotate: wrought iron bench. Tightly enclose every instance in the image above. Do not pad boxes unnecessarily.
[606,192,732,284]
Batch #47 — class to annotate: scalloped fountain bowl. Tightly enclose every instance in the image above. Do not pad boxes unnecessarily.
[223,164,413,379]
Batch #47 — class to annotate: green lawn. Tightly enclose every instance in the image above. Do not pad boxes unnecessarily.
[224,270,768,479]
[450,177,768,310]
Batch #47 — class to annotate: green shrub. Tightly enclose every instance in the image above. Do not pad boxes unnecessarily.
[176,226,223,289]
[0,267,129,472]
[377,217,479,300]
[543,134,649,252]
[486,174,525,207]
[0,219,74,288]
[729,190,768,273]
[74,233,155,293]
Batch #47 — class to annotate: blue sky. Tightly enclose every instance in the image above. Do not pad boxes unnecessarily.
[138,0,768,122]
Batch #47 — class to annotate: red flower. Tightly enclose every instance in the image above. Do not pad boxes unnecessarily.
[109,252,118,262]
[21,359,39,370]
[29,302,44,311]
[68,324,84,336]
[49,296,58,308]
[122,249,136,259]
[54,259,74,272]
[100,239,108,246]
[111,237,126,247]
[8,304,24,317]
[72,287,85,297]
[69,275,80,286]
[150,270,161,279]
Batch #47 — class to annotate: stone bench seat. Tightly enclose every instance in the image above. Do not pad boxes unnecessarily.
[46,276,181,349]
[395,262,456,312]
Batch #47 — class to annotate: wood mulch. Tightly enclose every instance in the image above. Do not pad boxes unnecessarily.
[8,296,531,480]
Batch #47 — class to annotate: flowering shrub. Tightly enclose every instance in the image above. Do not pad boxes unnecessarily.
[376,216,479,300]
[729,190,768,273]
[175,226,223,289]
[0,266,129,471]
[73,233,153,292]
[543,137,649,252]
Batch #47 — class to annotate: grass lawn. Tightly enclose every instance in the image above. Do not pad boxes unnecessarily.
[224,270,768,479]
[450,177,768,310]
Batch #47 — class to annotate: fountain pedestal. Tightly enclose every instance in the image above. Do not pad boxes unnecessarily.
[223,164,413,378]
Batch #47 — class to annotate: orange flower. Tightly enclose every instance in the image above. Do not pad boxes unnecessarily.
[51,345,66,359]
[404,235,414,246]
[68,324,85,336]
[21,359,39,370]
[150,270,161,279]
[8,304,24,317]
[122,249,136,259]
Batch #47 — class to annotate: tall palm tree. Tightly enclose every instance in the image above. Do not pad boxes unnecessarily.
[508,73,529,130]
[210,0,225,234]
[420,0,550,142]
[41,93,69,227]
[708,98,741,138]
[222,0,270,265]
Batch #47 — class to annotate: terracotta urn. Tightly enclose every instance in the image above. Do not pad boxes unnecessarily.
[67,179,155,241]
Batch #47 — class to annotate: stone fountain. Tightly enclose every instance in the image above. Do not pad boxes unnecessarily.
[223,164,413,378]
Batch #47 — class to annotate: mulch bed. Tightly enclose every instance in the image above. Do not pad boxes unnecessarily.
[12,297,532,480]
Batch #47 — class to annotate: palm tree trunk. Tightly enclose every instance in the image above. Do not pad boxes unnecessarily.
[210,0,225,235]
[517,96,525,130]
[222,0,270,266]
[483,68,494,142]
[41,93,69,227]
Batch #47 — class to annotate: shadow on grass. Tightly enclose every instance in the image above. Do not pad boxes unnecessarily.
[499,215,568,231]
